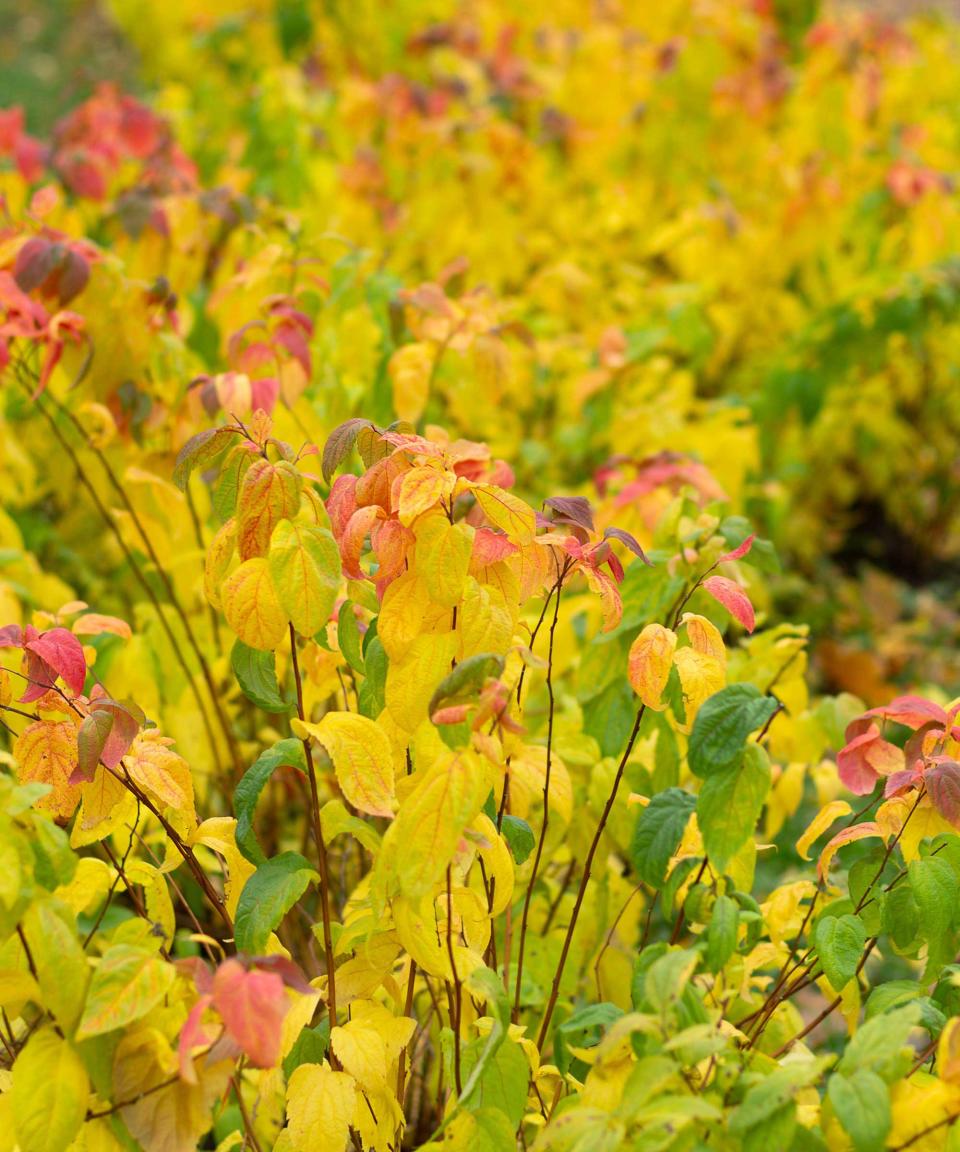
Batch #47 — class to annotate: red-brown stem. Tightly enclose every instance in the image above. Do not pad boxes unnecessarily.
[513,575,563,1021]
[445,865,463,1097]
[289,624,338,1030]
[536,704,647,1051]
[395,959,418,1113]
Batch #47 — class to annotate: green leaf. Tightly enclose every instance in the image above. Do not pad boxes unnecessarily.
[234,739,306,866]
[815,913,866,992]
[358,636,387,719]
[172,426,238,490]
[461,1037,528,1129]
[231,639,289,712]
[268,522,340,638]
[697,743,770,873]
[76,944,175,1040]
[283,1020,330,1079]
[687,684,778,778]
[908,856,958,976]
[839,1003,920,1082]
[21,900,89,1036]
[705,893,739,974]
[500,815,534,865]
[630,788,696,888]
[827,1069,890,1152]
[337,601,365,674]
[11,1028,89,1152]
[234,852,319,954]
[428,653,505,716]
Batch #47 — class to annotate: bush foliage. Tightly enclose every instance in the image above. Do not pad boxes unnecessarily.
[1,3,960,1151]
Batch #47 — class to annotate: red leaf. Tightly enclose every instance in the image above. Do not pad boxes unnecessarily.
[925,761,960,827]
[604,526,652,566]
[864,695,948,731]
[718,534,755,564]
[212,959,288,1069]
[24,627,86,696]
[702,575,755,632]
[178,994,214,1084]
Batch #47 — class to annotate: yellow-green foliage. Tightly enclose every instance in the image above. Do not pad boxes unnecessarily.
[1,3,960,1151]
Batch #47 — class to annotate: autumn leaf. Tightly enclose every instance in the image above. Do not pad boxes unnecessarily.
[627,623,677,711]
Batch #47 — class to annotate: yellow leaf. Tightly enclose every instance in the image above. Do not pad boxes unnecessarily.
[386,632,457,734]
[72,766,135,848]
[889,1072,960,1150]
[673,646,725,728]
[880,795,955,863]
[113,1027,232,1152]
[938,1018,960,1085]
[222,558,288,651]
[458,577,515,661]
[627,624,677,711]
[294,712,395,818]
[204,519,236,611]
[472,483,536,544]
[397,466,453,525]
[414,513,472,608]
[11,1028,89,1152]
[286,1063,357,1152]
[191,817,257,919]
[330,1020,389,1093]
[389,342,434,423]
[377,570,446,662]
[377,747,492,900]
[796,800,852,861]
[681,613,726,663]
[236,458,302,560]
[125,732,195,819]
[14,720,80,820]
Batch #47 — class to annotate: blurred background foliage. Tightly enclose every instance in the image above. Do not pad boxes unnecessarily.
[3,0,960,707]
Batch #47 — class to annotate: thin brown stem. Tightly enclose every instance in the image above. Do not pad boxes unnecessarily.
[289,624,338,1030]
[445,866,463,1097]
[536,704,646,1051]
[514,574,563,1020]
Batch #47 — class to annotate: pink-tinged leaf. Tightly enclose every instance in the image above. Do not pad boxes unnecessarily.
[884,767,922,798]
[0,625,23,648]
[925,761,960,827]
[818,822,884,882]
[74,710,113,784]
[212,959,288,1069]
[340,506,384,580]
[582,565,623,632]
[604,526,653,565]
[326,473,359,540]
[864,695,948,731]
[718,534,755,564]
[92,699,141,769]
[837,720,903,795]
[471,527,518,567]
[72,613,132,640]
[702,575,755,632]
[543,496,595,533]
[178,994,214,1084]
[606,551,625,584]
[24,627,86,695]
[432,704,472,726]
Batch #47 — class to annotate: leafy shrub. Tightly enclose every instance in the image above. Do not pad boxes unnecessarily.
[1,3,960,1151]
